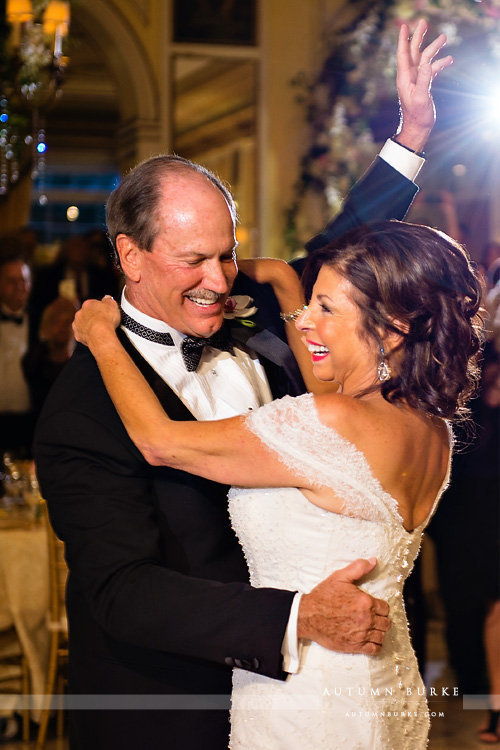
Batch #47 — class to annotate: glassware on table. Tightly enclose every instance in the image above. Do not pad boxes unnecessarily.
[0,454,40,522]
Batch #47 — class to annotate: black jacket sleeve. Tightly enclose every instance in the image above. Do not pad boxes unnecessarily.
[304,156,418,253]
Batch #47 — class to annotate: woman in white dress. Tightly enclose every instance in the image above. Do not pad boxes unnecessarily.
[72,220,483,749]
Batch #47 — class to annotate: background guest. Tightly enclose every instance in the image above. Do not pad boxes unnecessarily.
[22,297,77,423]
[0,248,33,457]
[480,241,500,291]
[30,233,120,336]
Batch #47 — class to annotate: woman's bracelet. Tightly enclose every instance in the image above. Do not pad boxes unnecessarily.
[280,306,306,322]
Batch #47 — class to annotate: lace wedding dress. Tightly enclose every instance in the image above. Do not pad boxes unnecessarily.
[228,393,451,750]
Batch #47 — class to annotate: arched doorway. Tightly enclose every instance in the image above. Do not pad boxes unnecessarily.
[28,0,164,242]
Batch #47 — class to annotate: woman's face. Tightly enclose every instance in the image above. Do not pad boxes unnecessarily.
[296,265,379,393]
[47,310,75,345]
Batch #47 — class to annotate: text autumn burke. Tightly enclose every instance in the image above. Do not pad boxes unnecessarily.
[322,687,459,697]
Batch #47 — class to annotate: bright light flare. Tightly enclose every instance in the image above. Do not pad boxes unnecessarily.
[478,81,500,136]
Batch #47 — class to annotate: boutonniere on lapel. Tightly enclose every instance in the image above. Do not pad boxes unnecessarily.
[224,295,257,327]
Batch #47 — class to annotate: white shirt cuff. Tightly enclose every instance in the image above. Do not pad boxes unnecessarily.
[281,592,303,674]
[379,138,425,182]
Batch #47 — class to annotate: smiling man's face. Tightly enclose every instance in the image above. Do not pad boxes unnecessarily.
[122,172,238,338]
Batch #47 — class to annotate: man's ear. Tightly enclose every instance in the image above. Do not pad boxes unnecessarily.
[116,234,142,282]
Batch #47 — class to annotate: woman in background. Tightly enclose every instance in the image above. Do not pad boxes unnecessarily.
[22,296,77,422]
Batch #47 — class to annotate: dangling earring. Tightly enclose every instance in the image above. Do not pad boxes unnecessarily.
[377,346,392,382]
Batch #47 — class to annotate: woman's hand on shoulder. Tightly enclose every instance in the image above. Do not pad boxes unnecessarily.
[72,296,121,349]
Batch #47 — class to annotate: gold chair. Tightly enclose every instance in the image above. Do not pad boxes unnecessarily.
[0,627,30,742]
[36,501,69,750]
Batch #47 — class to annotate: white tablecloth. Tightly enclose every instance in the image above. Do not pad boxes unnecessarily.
[0,521,50,717]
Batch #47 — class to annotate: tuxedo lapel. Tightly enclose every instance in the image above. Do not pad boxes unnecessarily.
[118,329,196,421]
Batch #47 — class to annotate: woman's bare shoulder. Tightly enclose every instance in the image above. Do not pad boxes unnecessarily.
[312,391,446,449]
[311,392,373,441]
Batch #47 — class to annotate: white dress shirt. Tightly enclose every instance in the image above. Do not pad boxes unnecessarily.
[120,293,273,418]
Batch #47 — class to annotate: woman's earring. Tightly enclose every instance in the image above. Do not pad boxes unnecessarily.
[377,346,392,382]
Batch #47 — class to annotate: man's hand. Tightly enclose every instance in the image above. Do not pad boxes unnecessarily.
[396,19,453,153]
[297,558,391,656]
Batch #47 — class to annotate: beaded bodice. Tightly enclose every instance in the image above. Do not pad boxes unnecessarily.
[228,393,451,750]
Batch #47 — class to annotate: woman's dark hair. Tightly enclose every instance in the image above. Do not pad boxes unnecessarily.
[303,220,484,420]
[105,154,237,270]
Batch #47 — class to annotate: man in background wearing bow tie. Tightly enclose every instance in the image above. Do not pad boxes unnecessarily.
[0,251,33,457]
[34,21,451,748]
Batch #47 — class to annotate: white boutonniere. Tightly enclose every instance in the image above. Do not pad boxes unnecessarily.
[224,295,257,327]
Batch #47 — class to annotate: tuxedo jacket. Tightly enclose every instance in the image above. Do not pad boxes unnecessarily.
[33,156,417,750]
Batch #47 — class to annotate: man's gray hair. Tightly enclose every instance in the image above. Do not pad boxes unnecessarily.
[106,154,237,270]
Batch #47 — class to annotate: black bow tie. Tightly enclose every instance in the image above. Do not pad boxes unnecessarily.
[121,310,234,372]
[181,326,234,372]
[0,311,24,325]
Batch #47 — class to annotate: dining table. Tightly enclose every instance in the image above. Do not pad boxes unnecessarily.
[0,506,50,720]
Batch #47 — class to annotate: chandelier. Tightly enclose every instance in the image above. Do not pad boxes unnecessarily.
[0,0,71,198]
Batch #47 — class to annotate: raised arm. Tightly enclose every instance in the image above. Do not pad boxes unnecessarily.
[73,298,314,489]
[303,20,452,256]
[395,20,453,153]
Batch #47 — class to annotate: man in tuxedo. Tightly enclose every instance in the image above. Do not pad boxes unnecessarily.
[34,25,450,749]
[0,250,34,456]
